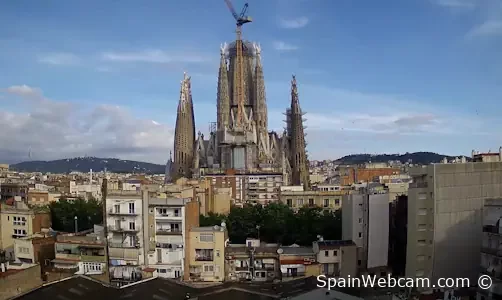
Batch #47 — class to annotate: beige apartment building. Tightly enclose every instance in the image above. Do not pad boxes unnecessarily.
[279,189,348,211]
[185,224,227,282]
[406,159,502,286]
[0,200,51,260]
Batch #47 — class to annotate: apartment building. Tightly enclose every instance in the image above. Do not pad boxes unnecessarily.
[278,245,320,279]
[27,190,60,206]
[186,224,227,282]
[0,183,28,202]
[13,232,55,265]
[312,239,357,277]
[53,233,106,276]
[225,238,281,282]
[0,199,51,260]
[143,196,199,279]
[478,198,502,300]
[342,192,389,275]
[105,190,144,286]
[204,172,283,206]
[406,159,502,285]
[280,189,347,211]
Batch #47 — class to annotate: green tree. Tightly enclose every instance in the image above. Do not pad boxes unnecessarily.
[49,197,103,232]
[199,203,342,246]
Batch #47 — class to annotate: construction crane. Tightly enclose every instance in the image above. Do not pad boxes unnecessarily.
[224,0,252,128]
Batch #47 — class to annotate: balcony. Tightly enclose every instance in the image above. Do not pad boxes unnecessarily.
[156,228,182,235]
[409,182,428,189]
[108,242,139,249]
[108,248,140,261]
[55,253,106,263]
[108,209,138,216]
[108,225,141,233]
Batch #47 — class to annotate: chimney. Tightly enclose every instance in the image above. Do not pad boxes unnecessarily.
[442,157,447,164]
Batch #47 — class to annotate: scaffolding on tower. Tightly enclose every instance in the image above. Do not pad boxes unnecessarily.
[223,0,252,128]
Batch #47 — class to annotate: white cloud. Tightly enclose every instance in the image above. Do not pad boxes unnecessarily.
[4,85,42,98]
[432,0,477,9]
[0,85,174,164]
[101,49,210,64]
[278,17,309,29]
[466,20,502,38]
[38,53,81,66]
[273,41,299,51]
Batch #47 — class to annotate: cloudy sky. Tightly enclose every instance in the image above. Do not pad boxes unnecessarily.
[1,0,501,164]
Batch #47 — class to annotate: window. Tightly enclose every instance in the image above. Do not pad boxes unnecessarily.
[203,265,214,272]
[13,216,26,226]
[286,199,292,207]
[216,250,220,257]
[174,209,180,217]
[159,208,167,215]
[195,249,214,261]
[158,269,167,273]
[200,233,214,242]
[129,203,135,214]
[335,199,340,205]
[129,222,136,230]
[170,223,180,232]
[114,205,120,213]
[418,224,427,231]
[323,199,329,207]
[297,199,304,206]
[358,260,361,266]
[333,250,338,256]
[324,250,329,257]
[358,232,362,238]
[13,229,27,236]
[358,218,362,224]
[308,198,314,206]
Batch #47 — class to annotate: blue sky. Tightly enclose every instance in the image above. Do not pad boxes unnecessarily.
[0,0,501,164]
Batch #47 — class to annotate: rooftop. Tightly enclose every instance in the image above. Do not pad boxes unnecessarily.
[13,275,318,300]
[315,240,356,248]
[191,225,227,232]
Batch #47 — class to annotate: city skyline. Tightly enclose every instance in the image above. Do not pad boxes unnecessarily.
[1,0,501,164]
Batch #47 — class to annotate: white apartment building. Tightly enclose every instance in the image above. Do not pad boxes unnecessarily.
[106,191,144,286]
[406,160,502,286]
[143,197,195,279]
[342,192,389,275]
[478,198,502,300]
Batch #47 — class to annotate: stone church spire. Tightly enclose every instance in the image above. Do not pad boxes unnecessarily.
[288,75,310,190]
[217,43,230,131]
[254,43,267,133]
[173,73,196,179]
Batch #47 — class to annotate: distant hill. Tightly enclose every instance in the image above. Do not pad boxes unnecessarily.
[336,152,459,165]
[10,157,166,174]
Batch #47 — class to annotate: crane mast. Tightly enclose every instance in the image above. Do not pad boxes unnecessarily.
[224,0,252,129]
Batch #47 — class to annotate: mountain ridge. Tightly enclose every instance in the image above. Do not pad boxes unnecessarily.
[10,157,166,174]
[9,152,461,173]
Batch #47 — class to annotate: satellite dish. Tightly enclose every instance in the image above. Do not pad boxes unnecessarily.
[277,248,284,254]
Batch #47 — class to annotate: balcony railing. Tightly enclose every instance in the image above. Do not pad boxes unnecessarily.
[108,225,141,233]
[108,209,138,216]
[195,256,213,262]
[156,229,182,235]
[409,182,428,189]
[108,242,139,249]
[55,253,106,263]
